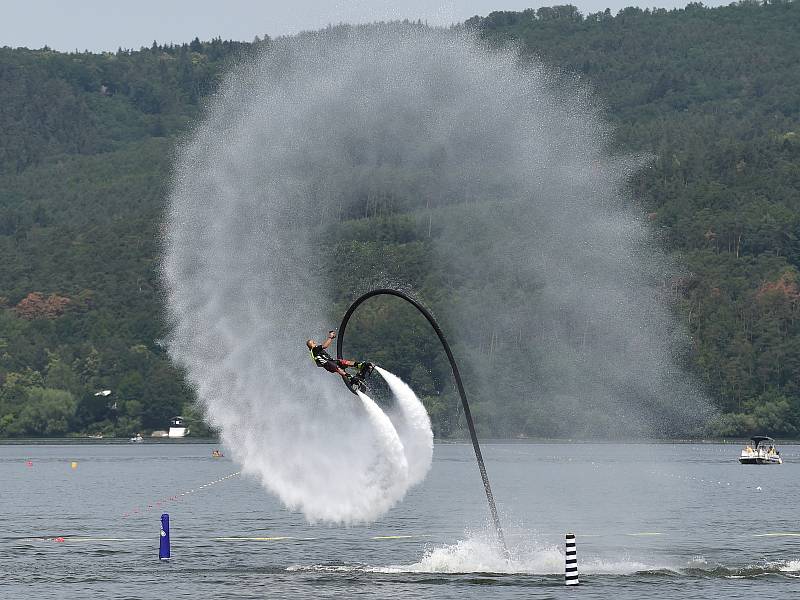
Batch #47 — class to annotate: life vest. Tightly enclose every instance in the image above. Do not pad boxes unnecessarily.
[310,346,331,367]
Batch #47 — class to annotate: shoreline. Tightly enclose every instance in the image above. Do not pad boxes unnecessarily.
[2,437,798,445]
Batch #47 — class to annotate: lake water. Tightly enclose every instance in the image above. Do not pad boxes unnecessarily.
[2,441,798,599]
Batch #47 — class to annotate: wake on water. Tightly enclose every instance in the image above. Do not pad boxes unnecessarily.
[286,529,670,575]
[389,530,654,575]
[290,529,800,577]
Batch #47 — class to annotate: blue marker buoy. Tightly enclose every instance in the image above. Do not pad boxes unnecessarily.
[159,513,170,561]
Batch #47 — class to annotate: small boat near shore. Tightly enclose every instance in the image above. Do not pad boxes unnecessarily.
[739,436,782,464]
[168,416,189,438]
[129,433,143,443]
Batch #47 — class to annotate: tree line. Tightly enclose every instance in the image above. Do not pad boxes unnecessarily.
[0,1,799,437]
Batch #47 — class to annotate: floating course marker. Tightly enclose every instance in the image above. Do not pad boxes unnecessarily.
[59,537,148,542]
[565,533,579,586]
[213,536,293,541]
[372,534,432,540]
[159,513,170,561]
[122,471,241,518]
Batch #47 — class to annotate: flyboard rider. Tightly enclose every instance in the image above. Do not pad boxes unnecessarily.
[306,330,366,387]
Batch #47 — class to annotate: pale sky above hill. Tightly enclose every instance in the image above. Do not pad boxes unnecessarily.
[3,0,730,52]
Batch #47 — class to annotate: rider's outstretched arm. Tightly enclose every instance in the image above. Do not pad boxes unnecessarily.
[321,330,336,349]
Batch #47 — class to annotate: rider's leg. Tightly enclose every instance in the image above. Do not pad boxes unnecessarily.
[337,367,353,386]
[338,360,367,376]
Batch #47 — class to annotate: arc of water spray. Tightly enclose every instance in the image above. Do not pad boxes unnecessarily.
[376,366,433,488]
[337,288,508,556]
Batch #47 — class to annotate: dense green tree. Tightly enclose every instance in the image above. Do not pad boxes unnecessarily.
[1,2,800,437]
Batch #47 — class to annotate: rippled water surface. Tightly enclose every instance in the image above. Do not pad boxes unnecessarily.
[2,442,798,599]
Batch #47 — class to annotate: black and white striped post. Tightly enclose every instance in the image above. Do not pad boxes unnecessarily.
[565,532,579,586]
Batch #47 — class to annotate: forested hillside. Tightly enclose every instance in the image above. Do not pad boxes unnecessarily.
[469,1,800,436]
[1,1,799,438]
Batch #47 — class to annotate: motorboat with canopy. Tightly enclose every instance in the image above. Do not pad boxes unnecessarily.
[739,436,782,464]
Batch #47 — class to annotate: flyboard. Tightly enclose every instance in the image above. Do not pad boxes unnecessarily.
[345,362,376,394]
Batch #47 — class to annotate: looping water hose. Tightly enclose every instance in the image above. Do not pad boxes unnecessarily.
[337,288,508,556]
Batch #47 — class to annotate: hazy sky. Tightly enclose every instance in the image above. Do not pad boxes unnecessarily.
[3,0,729,52]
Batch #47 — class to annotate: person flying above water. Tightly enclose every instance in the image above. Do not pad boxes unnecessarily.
[306,330,366,386]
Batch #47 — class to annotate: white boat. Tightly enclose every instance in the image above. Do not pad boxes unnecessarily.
[739,436,782,464]
[129,433,143,443]
[168,416,189,438]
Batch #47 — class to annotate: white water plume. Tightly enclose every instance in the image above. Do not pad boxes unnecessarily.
[391,531,659,575]
[286,531,666,575]
[355,389,409,499]
[377,367,433,487]
[779,560,800,573]
[162,21,711,524]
